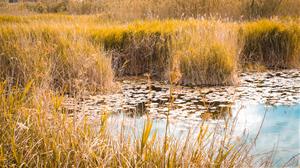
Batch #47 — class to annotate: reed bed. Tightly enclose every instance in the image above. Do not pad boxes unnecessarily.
[0,81,272,167]
[240,20,300,69]
[1,0,300,20]
[0,22,113,92]
[0,9,299,168]
[90,21,175,78]
[91,20,238,85]
[173,20,238,86]
[1,15,299,87]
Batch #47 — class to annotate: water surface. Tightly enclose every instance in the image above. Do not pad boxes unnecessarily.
[109,102,300,166]
[64,70,300,166]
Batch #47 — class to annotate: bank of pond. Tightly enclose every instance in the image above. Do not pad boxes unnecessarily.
[0,15,299,92]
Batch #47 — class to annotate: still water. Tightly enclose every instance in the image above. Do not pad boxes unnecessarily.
[65,70,300,166]
[234,103,300,166]
[109,102,300,166]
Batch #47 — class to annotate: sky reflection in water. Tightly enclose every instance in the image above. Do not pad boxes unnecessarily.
[109,102,300,166]
[234,103,300,166]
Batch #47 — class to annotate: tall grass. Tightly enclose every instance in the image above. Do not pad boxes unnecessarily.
[0,81,269,167]
[240,20,300,69]
[0,22,113,92]
[178,43,236,86]
[0,12,298,168]
[91,19,238,85]
[173,20,238,86]
[91,21,175,78]
[1,15,299,87]
[1,0,299,20]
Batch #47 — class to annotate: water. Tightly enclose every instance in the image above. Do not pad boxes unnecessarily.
[65,70,300,166]
[234,103,300,166]
[108,102,300,166]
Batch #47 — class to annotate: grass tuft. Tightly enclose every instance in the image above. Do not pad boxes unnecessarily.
[172,20,238,86]
[240,20,300,69]
[178,43,236,86]
[91,21,175,78]
[0,23,113,92]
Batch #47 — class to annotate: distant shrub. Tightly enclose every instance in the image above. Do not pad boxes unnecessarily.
[67,0,105,14]
[25,1,67,13]
[0,2,6,7]
[240,20,300,69]
[241,0,282,19]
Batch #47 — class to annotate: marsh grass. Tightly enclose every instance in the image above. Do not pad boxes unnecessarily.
[0,81,269,167]
[173,21,238,86]
[0,4,299,168]
[91,21,175,78]
[1,15,299,87]
[91,20,238,85]
[240,20,300,69]
[0,21,113,92]
[1,0,299,20]
[178,43,236,86]
[0,14,107,25]
[0,15,298,168]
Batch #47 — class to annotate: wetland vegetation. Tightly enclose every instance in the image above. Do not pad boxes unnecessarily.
[0,0,299,167]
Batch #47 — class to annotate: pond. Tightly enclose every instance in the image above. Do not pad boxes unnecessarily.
[64,69,300,166]
[233,103,300,166]
[105,102,299,167]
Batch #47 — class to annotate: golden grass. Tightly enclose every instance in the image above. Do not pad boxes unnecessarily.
[90,19,238,85]
[91,20,176,78]
[172,20,238,85]
[0,14,298,167]
[0,81,268,167]
[178,43,236,86]
[240,19,300,69]
[0,21,113,92]
[1,0,300,20]
[0,14,299,90]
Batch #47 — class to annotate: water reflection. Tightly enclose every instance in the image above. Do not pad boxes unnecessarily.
[108,102,300,166]
[233,102,300,166]
[64,70,300,166]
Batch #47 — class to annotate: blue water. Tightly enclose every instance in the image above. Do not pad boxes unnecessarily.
[234,103,300,166]
[109,103,300,166]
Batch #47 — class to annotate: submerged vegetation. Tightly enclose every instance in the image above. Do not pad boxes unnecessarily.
[0,1,299,167]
